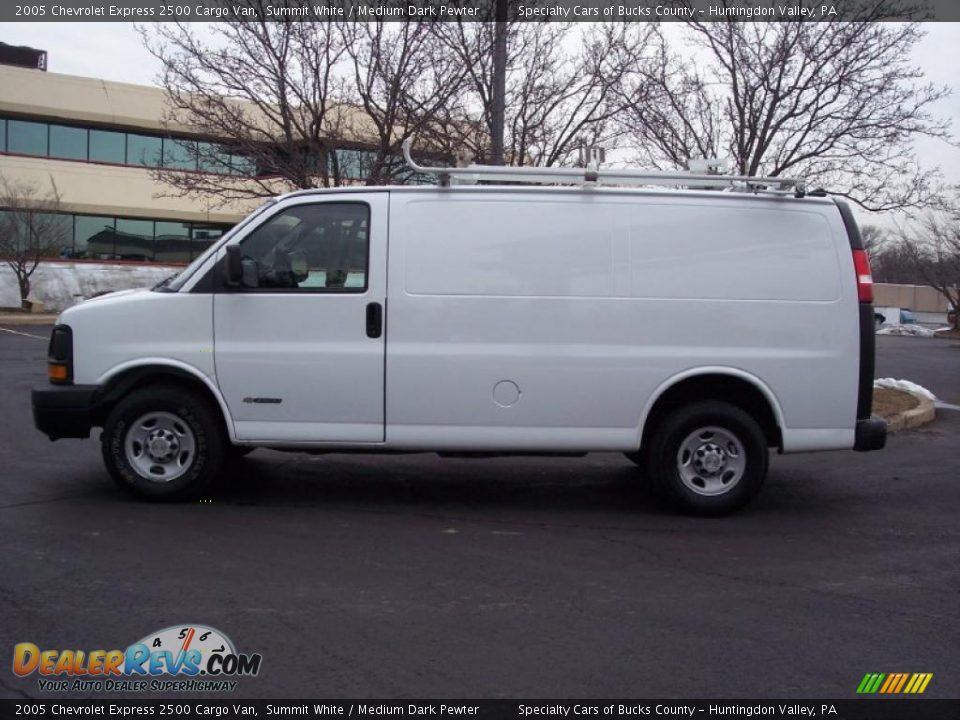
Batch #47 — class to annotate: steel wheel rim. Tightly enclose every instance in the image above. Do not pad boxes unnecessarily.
[124,411,196,483]
[676,425,746,496]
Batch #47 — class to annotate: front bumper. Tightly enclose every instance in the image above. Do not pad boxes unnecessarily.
[32,385,100,441]
[854,416,887,452]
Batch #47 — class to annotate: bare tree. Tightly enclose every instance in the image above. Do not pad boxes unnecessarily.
[441,22,656,167]
[338,22,468,185]
[860,225,889,256]
[898,211,960,327]
[141,9,472,201]
[0,175,70,306]
[865,226,923,285]
[140,4,352,204]
[620,2,952,211]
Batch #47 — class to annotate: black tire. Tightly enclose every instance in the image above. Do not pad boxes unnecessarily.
[101,385,225,501]
[643,401,768,515]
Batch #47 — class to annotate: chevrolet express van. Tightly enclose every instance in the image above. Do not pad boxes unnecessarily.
[32,158,886,514]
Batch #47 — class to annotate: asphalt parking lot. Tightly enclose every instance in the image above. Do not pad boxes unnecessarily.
[1,328,958,700]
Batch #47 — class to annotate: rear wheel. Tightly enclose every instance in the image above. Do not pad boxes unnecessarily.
[101,386,225,501]
[642,401,768,515]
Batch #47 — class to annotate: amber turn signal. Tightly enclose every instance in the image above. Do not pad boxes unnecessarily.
[48,363,69,383]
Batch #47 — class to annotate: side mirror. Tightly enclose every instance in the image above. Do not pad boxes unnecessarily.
[225,245,260,288]
[224,245,242,286]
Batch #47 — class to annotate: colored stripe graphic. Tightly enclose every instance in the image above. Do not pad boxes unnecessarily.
[893,673,910,693]
[857,673,885,694]
[857,672,932,694]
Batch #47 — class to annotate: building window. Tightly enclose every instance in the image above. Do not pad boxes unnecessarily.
[196,141,230,174]
[126,133,163,167]
[195,143,255,177]
[330,148,376,179]
[0,114,433,183]
[45,213,74,257]
[190,223,226,241]
[49,124,88,161]
[328,147,431,184]
[190,228,221,258]
[115,217,155,261]
[18,211,231,263]
[230,153,257,177]
[88,129,126,164]
[7,119,48,156]
[154,221,193,263]
[75,215,117,259]
[163,138,197,171]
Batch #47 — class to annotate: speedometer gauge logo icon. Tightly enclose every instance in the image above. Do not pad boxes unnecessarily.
[136,625,236,671]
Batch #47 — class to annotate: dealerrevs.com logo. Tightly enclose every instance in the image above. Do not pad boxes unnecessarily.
[12,625,262,693]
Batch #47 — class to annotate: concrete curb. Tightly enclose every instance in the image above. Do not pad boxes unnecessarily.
[884,391,936,434]
[0,314,58,326]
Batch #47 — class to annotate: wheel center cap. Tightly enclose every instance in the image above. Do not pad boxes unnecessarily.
[700,446,725,473]
[148,435,175,460]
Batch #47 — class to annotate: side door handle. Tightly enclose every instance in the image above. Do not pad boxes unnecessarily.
[366,302,383,339]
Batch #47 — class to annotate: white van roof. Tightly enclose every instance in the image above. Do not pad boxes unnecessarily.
[278,183,835,206]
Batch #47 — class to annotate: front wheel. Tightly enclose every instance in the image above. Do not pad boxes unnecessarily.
[643,401,768,515]
[101,386,225,501]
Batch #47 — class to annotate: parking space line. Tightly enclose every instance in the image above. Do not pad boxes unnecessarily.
[0,327,46,340]
[935,401,960,412]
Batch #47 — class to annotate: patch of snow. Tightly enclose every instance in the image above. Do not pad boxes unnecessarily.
[876,324,936,337]
[874,378,937,401]
[0,262,177,311]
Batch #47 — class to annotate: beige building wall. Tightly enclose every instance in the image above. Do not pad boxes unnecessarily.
[0,63,379,140]
[0,65,270,223]
[0,154,253,224]
[0,63,394,227]
[874,284,953,313]
[1,63,206,135]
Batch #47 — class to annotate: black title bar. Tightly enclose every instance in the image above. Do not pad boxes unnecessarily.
[2,700,960,720]
[4,0,960,23]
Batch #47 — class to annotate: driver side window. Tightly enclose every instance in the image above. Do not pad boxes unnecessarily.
[239,202,369,291]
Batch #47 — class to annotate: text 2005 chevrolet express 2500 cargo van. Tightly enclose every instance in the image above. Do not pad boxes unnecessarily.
[32,150,886,514]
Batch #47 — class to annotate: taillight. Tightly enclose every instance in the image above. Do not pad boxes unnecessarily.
[852,249,873,303]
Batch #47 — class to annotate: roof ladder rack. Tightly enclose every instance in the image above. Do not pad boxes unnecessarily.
[402,139,805,196]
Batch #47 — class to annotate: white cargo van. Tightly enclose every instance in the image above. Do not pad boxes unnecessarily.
[32,156,886,514]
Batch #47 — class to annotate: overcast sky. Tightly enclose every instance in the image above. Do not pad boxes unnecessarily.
[3,21,959,223]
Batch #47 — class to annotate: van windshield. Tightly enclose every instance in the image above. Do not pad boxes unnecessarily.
[160,199,277,293]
